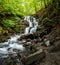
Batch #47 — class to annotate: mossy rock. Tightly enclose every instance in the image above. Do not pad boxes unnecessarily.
[14,25,20,33]
[20,25,26,33]
[42,18,53,27]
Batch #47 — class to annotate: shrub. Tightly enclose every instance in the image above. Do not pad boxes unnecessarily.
[10,16,20,22]
[3,19,15,27]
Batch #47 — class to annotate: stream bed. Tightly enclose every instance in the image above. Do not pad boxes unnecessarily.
[0,34,27,65]
[0,16,38,65]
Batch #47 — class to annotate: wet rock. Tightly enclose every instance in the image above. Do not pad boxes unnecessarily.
[23,42,40,55]
[18,52,26,60]
[26,39,32,42]
[31,38,42,44]
[43,38,51,46]
[18,40,27,45]
[18,33,39,41]
[26,42,32,44]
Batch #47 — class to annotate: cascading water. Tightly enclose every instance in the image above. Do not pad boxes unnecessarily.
[24,16,38,34]
[24,16,33,34]
[0,16,39,65]
[24,27,30,34]
[0,34,26,52]
[0,34,26,65]
[0,16,35,57]
[30,18,38,34]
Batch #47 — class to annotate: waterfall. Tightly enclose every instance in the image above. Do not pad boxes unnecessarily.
[0,15,38,65]
[24,27,30,34]
[24,16,38,34]
[30,18,38,34]
[0,16,39,56]
[24,16,33,34]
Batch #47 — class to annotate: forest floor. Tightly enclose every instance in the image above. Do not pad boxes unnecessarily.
[18,23,60,65]
[28,25,60,65]
[34,3,60,65]
[18,2,60,64]
[18,26,60,65]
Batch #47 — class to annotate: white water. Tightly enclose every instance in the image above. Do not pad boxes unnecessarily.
[24,16,33,34]
[0,16,38,65]
[0,16,39,58]
[0,34,26,58]
[0,16,34,55]
[8,34,21,43]
[30,18,38,34]
[0,34,25,65]
[24,16,33,27]
[24,16,38,34]
[24,27,30,34]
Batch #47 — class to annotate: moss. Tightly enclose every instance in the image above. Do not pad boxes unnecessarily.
[0,15,21,34]
[14,25,20,33]
[7,27,15,33]
[3,19,15,27]
[42,18,53,27]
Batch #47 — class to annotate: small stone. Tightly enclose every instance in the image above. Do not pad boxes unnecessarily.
[27,42,32,44]
[43,39,50,46]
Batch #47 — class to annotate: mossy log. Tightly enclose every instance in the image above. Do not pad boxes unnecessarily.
[24,49,45,65]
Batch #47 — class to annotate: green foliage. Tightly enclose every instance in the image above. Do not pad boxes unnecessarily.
[3,16,20,27]
[0,26,3,35]
[53,2,59,14]
[3,19,15,27]
[42,18,52,27]
[0,0,52,16]
[9,16,20,22]
[1,16,21,34]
